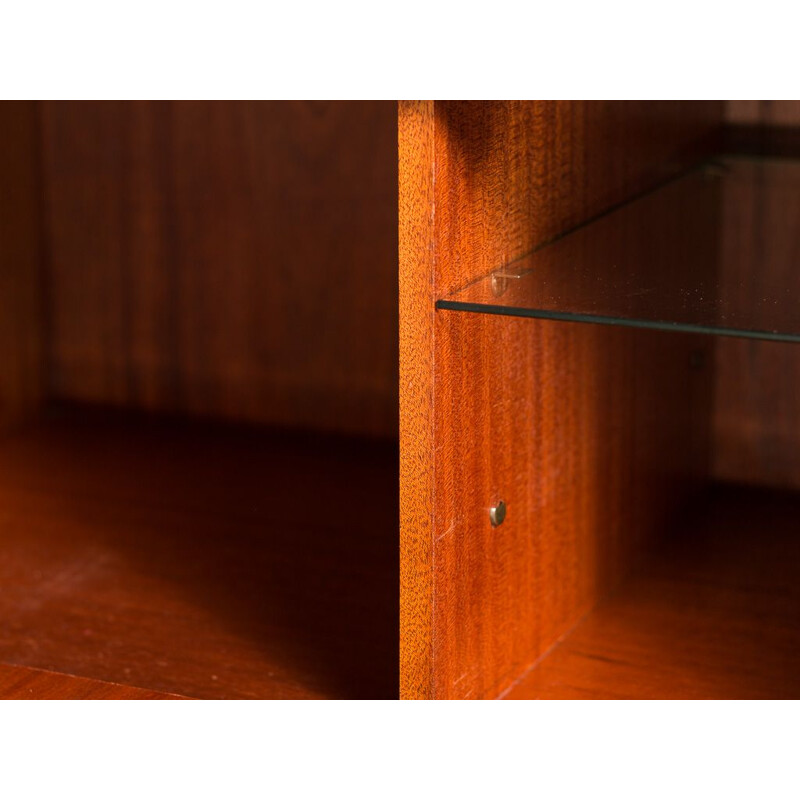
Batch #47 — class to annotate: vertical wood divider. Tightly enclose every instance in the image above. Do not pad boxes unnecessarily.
[400,101,723,699]
[399,101,436,699]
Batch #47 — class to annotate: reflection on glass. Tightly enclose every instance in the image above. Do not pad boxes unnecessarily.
[438,158,800,343]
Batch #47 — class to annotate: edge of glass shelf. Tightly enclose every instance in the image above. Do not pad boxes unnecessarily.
[435,155,800,345]
[435,300,800,344]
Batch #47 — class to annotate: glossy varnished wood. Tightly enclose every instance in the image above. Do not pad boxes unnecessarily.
[400,101,723,699]
[40,101,398,437]
[504,484,800,699]
[0,408,398,699]
[433,317,713,698]
[0,101,43,426]
[0,663,181,699]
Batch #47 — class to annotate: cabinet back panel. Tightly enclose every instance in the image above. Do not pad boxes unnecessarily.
[712,148,800,488]
[726,100,800,126]
[400,101,723,699]
[40,101,398,437]
[712,102,800,487]
[0,101,43,425]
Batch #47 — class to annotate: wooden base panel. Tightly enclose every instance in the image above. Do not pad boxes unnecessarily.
[0,407,398,699]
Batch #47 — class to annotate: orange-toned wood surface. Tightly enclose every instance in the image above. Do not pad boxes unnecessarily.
[0,663,181,699]
[0,408,398,699]
[433,101,722,295]
[40,101,398,437]
[712,156,800,489]
[400,101,724,699]
[432,318,713,699]
[0,101,43,426]
[398,101,436,699]
[504,484,800,699]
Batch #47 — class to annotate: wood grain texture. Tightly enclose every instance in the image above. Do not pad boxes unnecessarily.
[40,101,397,437]
[434,101,722,295]
[0,408,398,699]
[400,101,723,699]
[0,663,181,699]
[504,484,800,699]
[433,318,713,699]
[398,101,435,699]
[712,159,800,488]
[0,101,44,426]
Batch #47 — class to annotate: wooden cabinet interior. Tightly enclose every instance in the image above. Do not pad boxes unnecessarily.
[0,101,399,699]
[1,100,799,699]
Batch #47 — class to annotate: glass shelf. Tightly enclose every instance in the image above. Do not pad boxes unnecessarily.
[437,157,800,343]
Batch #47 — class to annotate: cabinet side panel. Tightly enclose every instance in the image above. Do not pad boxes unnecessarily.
[0,101,43,425]
[434,101,722,295]
[427,101,722,698]
[399,101,435,699]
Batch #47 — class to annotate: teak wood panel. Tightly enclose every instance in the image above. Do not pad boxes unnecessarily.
[400,101,723,699]
[0,101,43,426]
[40,101,398,437]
